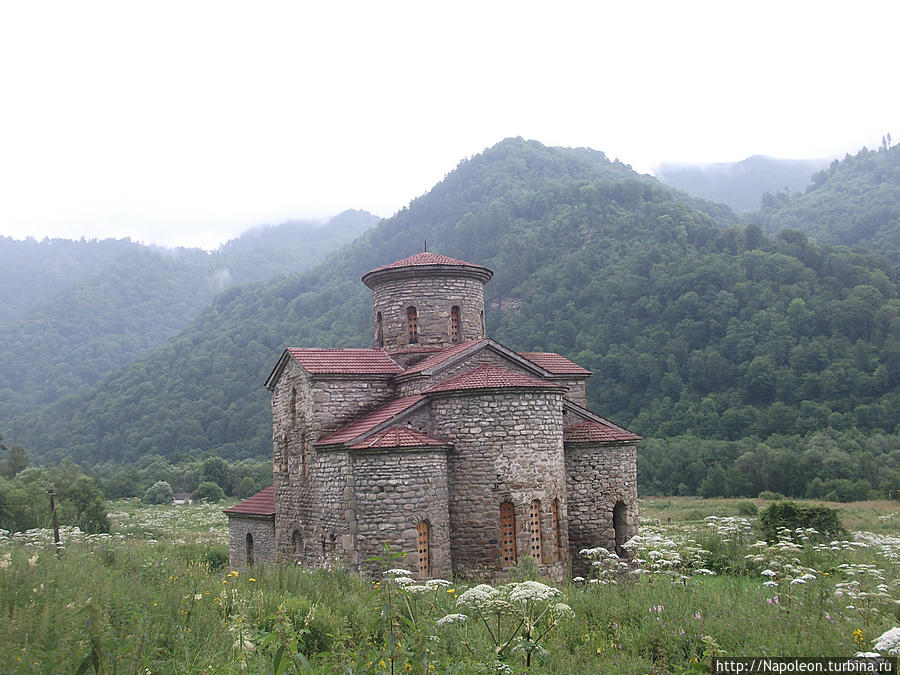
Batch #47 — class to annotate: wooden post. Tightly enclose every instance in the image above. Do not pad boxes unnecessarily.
[48,490,61,556]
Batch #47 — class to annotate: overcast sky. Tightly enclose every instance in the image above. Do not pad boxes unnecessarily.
[1,2,897,250]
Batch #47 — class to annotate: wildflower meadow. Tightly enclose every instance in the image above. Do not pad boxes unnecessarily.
[1,497,899,673]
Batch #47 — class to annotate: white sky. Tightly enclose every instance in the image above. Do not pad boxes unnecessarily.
[0,1,897,250]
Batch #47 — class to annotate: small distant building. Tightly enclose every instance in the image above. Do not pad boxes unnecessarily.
[171,493,193,505]
[226,253,640,579]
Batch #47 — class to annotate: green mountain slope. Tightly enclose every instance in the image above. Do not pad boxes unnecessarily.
[14,139,898,474]
[0,211,379,421]
[752,144,900,261]
[656,155,828,213]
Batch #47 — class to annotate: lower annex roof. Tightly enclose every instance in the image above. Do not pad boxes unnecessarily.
[223,485,275,517]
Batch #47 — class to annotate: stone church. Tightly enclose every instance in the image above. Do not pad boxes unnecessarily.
[226,252,639,579]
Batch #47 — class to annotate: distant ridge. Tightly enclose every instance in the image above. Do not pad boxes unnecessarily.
[655,155,829,213]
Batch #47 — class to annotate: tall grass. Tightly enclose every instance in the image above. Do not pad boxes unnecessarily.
[1,498,898,673]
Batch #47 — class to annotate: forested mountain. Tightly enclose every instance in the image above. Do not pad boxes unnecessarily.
[752,143,900,262]
[0,211,379,422]
[655,156,828,213]
[8,138,898,506]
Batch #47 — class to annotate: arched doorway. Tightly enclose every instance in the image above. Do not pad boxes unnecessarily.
[613,502,628,557]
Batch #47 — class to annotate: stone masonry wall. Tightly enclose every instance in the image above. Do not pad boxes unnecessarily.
[351,448,451,578]
[227,516,276,567]
[431,390,568,581]
[565,443,638,577]
[271,359,394,568]
[372,274,486,349]
[553,378,587,407]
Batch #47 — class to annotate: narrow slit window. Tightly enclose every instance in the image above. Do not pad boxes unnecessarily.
[407,306,418,344]
[292,529,302,560]
[417,521,431,577]
[499,502,516,566]
[300,436,308,476]
[290,388,297,428]
[450,306,461,344]
[530,499,542,561]
[375,312,384,348]
[480,310,485,337]
[246,532,254,566]
[552,498,561,558]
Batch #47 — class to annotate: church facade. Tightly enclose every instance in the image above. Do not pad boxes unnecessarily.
[226,253,639,580]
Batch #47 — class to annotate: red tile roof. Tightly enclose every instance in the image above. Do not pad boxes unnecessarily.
[563,420,641,443]
[518,352,592,376]
[349,426,450,450]
[223,486,275,517]
[402,339,488,375]
[288,348,402,375]
[316,395,426,446]
[370,252,482,271]
[363,252,493,287]
[426,364,560,394]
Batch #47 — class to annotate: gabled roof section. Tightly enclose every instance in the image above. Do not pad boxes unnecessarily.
[399,338,551,380]
[518,351,591,377]
[426,364,562,394]
[362,252,493,288]
[349,426,450,450]
[401,338,490,375]
[265,348,401,389]
[223,486,275,517]
[564,420,641,443]
[316,395,427,446]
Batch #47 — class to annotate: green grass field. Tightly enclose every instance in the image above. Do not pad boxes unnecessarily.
[1,497,898,673]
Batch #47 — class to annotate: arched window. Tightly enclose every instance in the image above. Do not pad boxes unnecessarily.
[329,533,336,554]
[292,529,302,561]
[530,500,542,561]
[407,307,418,344]
[613,502,628,557]
[499,502,516,567]
[246,532,254,566]
[552,498,561,558]
[450,306,461,344]
[417,521,431,578]
[375,312,384,348]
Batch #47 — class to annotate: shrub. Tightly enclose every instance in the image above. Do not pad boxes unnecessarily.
[758,500,845,541]
[192,481,225,503]
[143,480,173,505]
[736,501,758,516]
[758,490,785,500]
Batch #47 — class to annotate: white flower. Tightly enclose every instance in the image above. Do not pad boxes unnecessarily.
[508,581,561,604]
[425,579,452,589]
[552,602,575,618]
[435,613,469,627]
[789,577,806,585]
[456,584,499,609]
[873,627,900,655]
[383,568,412,577]
[763,581,778,588]
[761,569,777,577]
